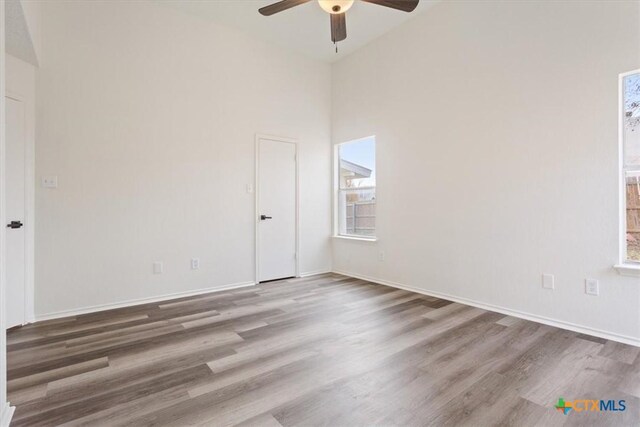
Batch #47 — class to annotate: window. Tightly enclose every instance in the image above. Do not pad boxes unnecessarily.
[336,137,376,238]
[623,72,640,263]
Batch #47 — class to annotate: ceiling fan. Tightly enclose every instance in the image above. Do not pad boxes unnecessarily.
[258,0,419,50]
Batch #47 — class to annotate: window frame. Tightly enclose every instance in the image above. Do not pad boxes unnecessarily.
[617,70,640,275]
[333,136,377,241]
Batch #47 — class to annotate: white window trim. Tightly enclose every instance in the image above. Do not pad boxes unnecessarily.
[614,263,640,277]
[332,235,378,243]
[333,136,377,241]
[617,69,640,275]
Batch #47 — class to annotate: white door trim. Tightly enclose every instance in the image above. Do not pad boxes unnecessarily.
[5,90,34,325]
[254,134,300,283]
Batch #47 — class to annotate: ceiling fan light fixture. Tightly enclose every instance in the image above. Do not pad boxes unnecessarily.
[318,0,354,14]
[259,0,420,49]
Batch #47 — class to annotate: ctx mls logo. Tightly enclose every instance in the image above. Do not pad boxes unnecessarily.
[554,397,626,415]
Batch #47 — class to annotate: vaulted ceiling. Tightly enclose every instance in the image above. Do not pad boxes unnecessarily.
[159,0,437,63]
[5,0,38,66]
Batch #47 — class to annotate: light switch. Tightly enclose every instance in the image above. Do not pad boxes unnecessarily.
[42,176,58,189]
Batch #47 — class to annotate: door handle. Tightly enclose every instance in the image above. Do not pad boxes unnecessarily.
[260,215,273,221]
[7,221,23,229]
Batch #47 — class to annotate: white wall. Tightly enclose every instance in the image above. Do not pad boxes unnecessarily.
[35,1,332,317]
[332,1,640,344]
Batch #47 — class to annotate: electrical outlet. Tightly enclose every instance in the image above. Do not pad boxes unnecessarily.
[191,258,200,270]
[153,262,163,275]
[379,251,385,262]
[542,274,554,290]
[585,279,599,296]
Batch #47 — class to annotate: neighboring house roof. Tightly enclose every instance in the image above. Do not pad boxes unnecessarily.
[340,159,372,180]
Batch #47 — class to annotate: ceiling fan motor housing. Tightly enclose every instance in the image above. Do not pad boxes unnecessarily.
[318,0,355,14]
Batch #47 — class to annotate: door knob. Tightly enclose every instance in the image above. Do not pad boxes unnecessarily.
[7,221,23,229]
[260,215,273,220]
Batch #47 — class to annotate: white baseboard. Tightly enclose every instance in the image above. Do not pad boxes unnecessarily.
[1,403,15,427]
[333,270,640,347]
[34,281,257,322]
[298,269,333,278]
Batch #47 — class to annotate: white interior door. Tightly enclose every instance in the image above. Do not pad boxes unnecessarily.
[258,137,297,282]
[6,96,26,328]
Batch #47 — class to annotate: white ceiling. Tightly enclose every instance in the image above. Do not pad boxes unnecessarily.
[5,0,38,66]
[158,0,437,63]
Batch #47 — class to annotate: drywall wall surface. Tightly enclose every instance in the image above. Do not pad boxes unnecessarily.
[332,0,640,342]
[35,0,332,316]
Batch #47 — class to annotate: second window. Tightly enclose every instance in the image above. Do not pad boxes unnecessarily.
[336,137,376,238]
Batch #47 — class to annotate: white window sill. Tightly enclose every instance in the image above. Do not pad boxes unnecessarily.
[614,263,640,277]
[333,235,377,243]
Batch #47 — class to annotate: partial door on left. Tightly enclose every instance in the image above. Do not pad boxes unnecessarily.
[6,96,27,328]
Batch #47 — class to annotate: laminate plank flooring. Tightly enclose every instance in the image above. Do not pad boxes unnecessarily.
[6,273,640,426]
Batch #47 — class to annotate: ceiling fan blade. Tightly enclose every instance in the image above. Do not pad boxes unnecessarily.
[360,0,419,12]
[259,0,312,16]
[330,13,347,43]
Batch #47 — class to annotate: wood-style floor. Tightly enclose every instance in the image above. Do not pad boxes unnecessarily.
[6,273,640,426]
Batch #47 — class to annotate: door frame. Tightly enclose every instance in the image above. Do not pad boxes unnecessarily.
[5,90,35,325]
[254,134,300,283]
